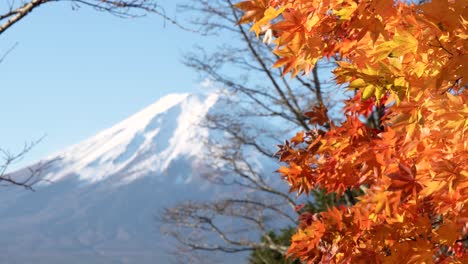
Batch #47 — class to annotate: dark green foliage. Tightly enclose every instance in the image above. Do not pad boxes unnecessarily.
[248,188,365,263]
[248,228,300,264]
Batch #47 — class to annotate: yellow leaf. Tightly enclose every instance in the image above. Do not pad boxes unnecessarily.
[251,6,286,36]
[349,78,365,89]
[392,29,418,56]
[362,85,375,100]
[333,1,358,21]
[375,85,385,100]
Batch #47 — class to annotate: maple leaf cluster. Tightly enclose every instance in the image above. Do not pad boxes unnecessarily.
[236,0,467,263]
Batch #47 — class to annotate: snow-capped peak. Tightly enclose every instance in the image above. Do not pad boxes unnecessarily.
[42,92,218,183]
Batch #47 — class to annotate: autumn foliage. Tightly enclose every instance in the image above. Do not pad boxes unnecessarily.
[236,0,467,263]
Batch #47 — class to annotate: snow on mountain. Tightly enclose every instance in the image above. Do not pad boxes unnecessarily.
[43,92,218,184]
[0,92,249,264]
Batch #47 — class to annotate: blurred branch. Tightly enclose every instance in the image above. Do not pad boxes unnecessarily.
[0,41,18,63]
[0,0,47,35]
[161,199,290,257]
[226,0,310,131]
[0,0,193,36]
[162,0,343,262]
[0,137,59,190]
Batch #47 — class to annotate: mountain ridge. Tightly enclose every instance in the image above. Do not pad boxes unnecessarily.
[0,92,248,264]
[30,92,218,184]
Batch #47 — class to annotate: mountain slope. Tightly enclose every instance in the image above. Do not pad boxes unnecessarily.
[0,93,247,264]
[43,92,217,184]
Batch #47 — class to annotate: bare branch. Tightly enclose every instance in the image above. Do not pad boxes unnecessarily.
[161,199,291,257]
[0,41,18,64]
[0,137,59,190]
[226,0,310,131]
[161,0,344,262]
[0,0,49,35]
[0,0,194,36]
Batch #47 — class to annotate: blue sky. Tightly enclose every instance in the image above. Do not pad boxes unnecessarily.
[1,1,215,170]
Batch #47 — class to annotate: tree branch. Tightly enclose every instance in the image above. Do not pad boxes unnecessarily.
[0,0,49,35]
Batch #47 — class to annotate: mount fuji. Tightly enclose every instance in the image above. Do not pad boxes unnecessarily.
[0,93,253,263]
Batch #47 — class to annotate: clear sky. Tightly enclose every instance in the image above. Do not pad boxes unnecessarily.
[1,1,214,170]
